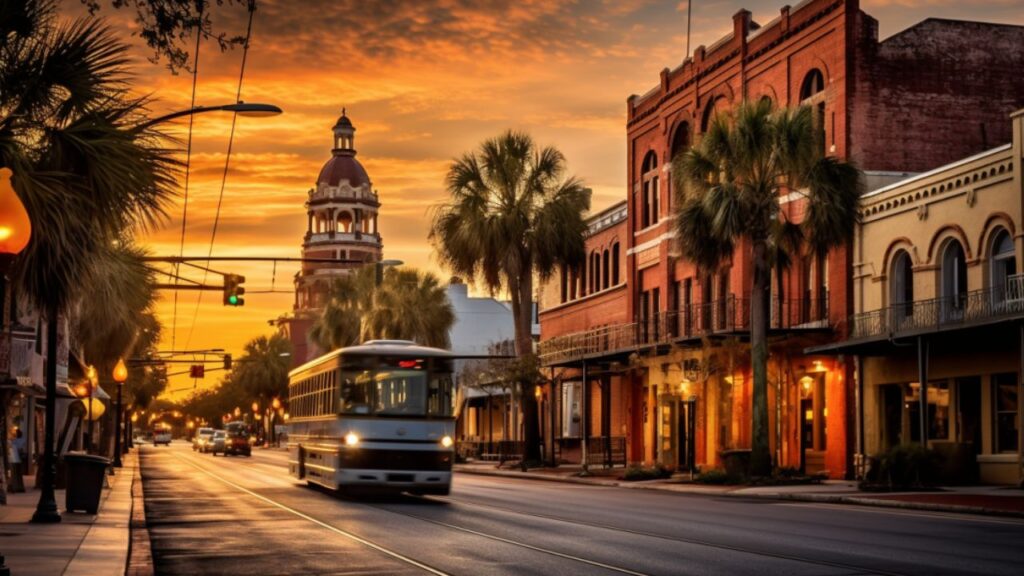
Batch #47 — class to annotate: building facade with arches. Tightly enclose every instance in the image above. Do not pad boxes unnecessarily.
[538,0,1024,479]
[818,110,1024,484]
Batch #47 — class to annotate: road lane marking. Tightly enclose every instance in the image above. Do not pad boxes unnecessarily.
[365,504,651,576]
[172,452,451,576]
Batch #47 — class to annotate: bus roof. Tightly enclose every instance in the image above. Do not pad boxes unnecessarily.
[288,340,453,378]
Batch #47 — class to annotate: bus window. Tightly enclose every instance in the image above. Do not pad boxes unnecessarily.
[374,370,427,415]
[428,373,453,416]
[340,370,372,414]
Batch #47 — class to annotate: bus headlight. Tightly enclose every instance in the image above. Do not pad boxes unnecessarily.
[345,432,360,447]
[440,435,453,448]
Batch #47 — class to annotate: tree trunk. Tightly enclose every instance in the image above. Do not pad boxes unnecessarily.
[750,239,772,477]
[512,271,542,464]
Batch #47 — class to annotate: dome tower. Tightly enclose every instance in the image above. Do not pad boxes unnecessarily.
[294,109,383,312]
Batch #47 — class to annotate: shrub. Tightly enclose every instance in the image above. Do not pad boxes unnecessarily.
[693,469,741,485]
[862,444,942,491]
[621,464,673,481]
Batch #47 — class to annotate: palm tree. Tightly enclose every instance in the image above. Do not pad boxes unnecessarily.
[432,131,591,463]
[0,2,178,521]
[365,268,454,349]
[672,99,862,476]
[310,266,376,351]
[311,265,455,351]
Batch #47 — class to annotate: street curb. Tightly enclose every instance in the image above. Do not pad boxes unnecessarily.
[126,453,154,576]
[733,492,1024,519]
[455,467,1024,519]
[455,466,621,487]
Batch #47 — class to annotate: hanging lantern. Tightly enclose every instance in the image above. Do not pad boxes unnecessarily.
[79,398,106,420]
[0,167,32,256]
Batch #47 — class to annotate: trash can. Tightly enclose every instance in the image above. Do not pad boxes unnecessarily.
[64,453,111,514]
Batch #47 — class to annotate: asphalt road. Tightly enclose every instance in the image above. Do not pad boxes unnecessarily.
[139,442,1024,576]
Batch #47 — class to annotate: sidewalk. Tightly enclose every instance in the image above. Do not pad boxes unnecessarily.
[0,452,137,575]
[454,461,1024,518]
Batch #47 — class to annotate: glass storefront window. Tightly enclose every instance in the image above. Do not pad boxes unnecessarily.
[928,381,950,440]
[993,373,1019,453]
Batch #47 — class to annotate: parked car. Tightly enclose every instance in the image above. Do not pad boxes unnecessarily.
[221,427,252,457]
[208,431,226,455]
[153,427,172,446]
[193,427,215,452]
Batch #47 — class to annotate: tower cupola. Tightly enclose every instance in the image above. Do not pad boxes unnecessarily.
[332,108,355,152]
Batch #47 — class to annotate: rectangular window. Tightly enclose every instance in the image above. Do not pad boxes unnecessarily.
[994,373,1019,453]
[651,176,659,224]
[929,381,951,441]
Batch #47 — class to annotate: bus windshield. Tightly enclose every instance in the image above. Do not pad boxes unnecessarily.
[339,356,453,418]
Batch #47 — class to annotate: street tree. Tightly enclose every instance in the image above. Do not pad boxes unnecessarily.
[1,0,178,520]
[672,99,862,476]
[431,131,591,463]
[311,265,455,351]
[78,0,255,73]
[364,268,454,349]
[231,332,291,407]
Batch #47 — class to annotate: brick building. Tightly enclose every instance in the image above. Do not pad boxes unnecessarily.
[539,0,1024,478]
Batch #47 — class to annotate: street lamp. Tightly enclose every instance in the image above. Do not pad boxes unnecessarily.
[374,259,404,286]
[135,101,282,130]
[0,167,32,568]
[112,358,128,468]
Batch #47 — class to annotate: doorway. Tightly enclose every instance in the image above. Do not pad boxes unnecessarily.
[956,377,981,454]
[678,399,696,472]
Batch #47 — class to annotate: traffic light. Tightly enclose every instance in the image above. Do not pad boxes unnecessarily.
[189,365,205,378]
[223,273,246,306]
[224,354,233,370]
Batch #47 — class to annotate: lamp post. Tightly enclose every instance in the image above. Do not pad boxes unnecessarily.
[374,259,404,286]
[112,358,128,467]
[1,167,33,568]
[271,397,281,446]
[135,101,282,130]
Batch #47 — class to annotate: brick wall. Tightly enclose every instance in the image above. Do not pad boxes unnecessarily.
[850,19,1024,172]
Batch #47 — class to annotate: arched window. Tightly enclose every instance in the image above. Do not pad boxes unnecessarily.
[612,243,621,285]
[990,229,1016,299]
[640,151,658,228]
[941,239,968,318]
[801,69,826,154]
[800,69,825,101]
[591,252,600,294]
[890,250,914,321]
[602,249,610,290]
[338,211,353,233]
[670,122,690,163]
[700,96,724,132]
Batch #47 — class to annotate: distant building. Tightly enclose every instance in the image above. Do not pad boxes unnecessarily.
[277,110,384,366]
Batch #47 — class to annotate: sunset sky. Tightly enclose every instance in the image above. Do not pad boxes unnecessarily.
[69,0,1023,398]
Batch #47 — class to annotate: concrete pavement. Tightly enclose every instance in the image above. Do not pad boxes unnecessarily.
[454,461,1024,517]
[0,451,137,575]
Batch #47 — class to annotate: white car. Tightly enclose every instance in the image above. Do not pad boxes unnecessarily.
[153,430,172,446]
[193,428,215,452]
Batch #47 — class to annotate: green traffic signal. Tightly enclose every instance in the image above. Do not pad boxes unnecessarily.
[223,274,246,306]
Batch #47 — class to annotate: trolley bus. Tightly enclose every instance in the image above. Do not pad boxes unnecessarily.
[287,340,455,495]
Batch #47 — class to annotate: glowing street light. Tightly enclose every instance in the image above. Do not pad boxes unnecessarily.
[112,358,128,467]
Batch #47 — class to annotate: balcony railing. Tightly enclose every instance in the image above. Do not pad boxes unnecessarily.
[0,336,34,380]
[538,295,830,366]
[849,275,1024,341]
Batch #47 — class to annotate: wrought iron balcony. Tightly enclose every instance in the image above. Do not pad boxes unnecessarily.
[849,274,1024,341]
[538,295,831,366]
